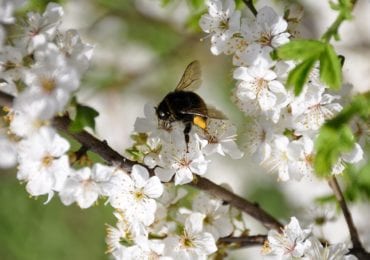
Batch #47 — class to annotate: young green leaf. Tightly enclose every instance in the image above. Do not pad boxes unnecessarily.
[69,104,99,133]
[319,44,342,89]
[314,93,370,177]
[275,39,325,60]
[286,57,316,95]
[314,125,354,178]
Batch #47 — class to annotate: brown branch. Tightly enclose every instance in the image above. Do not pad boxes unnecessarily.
[328,176,370,258]
[191,178,282,230]
[219,234,267,248]
[0,90,283,231]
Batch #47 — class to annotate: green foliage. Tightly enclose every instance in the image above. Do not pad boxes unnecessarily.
[319,44,342,89]
[286,57,316,96]
[69,104,99,133]
[275,40,342,95]
[314,125,354,177]
[314,93,370,177]
[344,163,370,201]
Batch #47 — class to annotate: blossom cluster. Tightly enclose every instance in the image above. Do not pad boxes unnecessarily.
[0,2,241,258]
[266,217,357,259]
[199,0,366,259]
[0,1,95,202]
[199,0,365,182]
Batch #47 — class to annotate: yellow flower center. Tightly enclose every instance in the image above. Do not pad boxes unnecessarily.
[42,154,54,168]
[40,76,56,94]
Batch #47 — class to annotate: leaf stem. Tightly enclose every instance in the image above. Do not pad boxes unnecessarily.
[321,0,357,43]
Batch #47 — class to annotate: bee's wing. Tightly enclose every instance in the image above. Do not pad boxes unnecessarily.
[206,105,227,119]
[178,107,207,117]
[179,105,227,120]
[175,60,202,92]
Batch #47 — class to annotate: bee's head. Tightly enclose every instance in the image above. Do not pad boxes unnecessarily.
[155,102,170,120]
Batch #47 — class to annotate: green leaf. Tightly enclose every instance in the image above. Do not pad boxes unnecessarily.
[69,104,99,133]
[344,162,370,201]
[275,40,325,61]
[314,125,354,177]
[327,93,370,128]
[319,44,342,89]
[287,57,317,95]
[313,93,370,177]
[276,40,344,94]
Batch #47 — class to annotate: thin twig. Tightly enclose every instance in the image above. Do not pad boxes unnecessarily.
[219,234,267,247]
[190,178,282,230]
[0,90,283,231]
[242,0,257,17]
[328,176,363,251]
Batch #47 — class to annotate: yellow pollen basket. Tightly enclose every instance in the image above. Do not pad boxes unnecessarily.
[193,116,207,130]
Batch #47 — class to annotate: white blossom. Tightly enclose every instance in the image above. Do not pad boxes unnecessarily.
[0,0,25,24]
[106,210,148,257]
[155,142,209,185]
[17,126,70,201]
[305,237,357,260]
[55,29,94,75]
[16,44,79,119]
[234,65,289,122]
[242,118,277,162]
[332,143,364,175]
[10,100,52,137]
[21,2,64,52]
[163,213,217,259]
[0,45,25,81]
[196,119,243,159]
[267,216,312,258]
[192,192,233,239]
[293,93,342,132]
[234,6,290,66]
[109,165,163,226]
[199,0,241,55]
[59,163,115,208]
[263,135,306,181]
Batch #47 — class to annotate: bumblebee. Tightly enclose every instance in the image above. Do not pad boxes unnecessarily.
[156,60,225,151]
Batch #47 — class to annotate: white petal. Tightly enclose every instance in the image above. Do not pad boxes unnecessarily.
[155,167,175,182]
[175,168,193,185]
[342,143,363,163]
[144,176,163,198]
[131,164,149,188]
[186,213,205,234]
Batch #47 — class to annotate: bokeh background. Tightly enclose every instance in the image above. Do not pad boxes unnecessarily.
[1,0,369,259]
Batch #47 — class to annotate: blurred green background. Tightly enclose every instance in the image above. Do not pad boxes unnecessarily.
[0,169,113,260]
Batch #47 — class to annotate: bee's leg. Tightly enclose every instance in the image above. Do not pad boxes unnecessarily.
[183,122,192,153]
